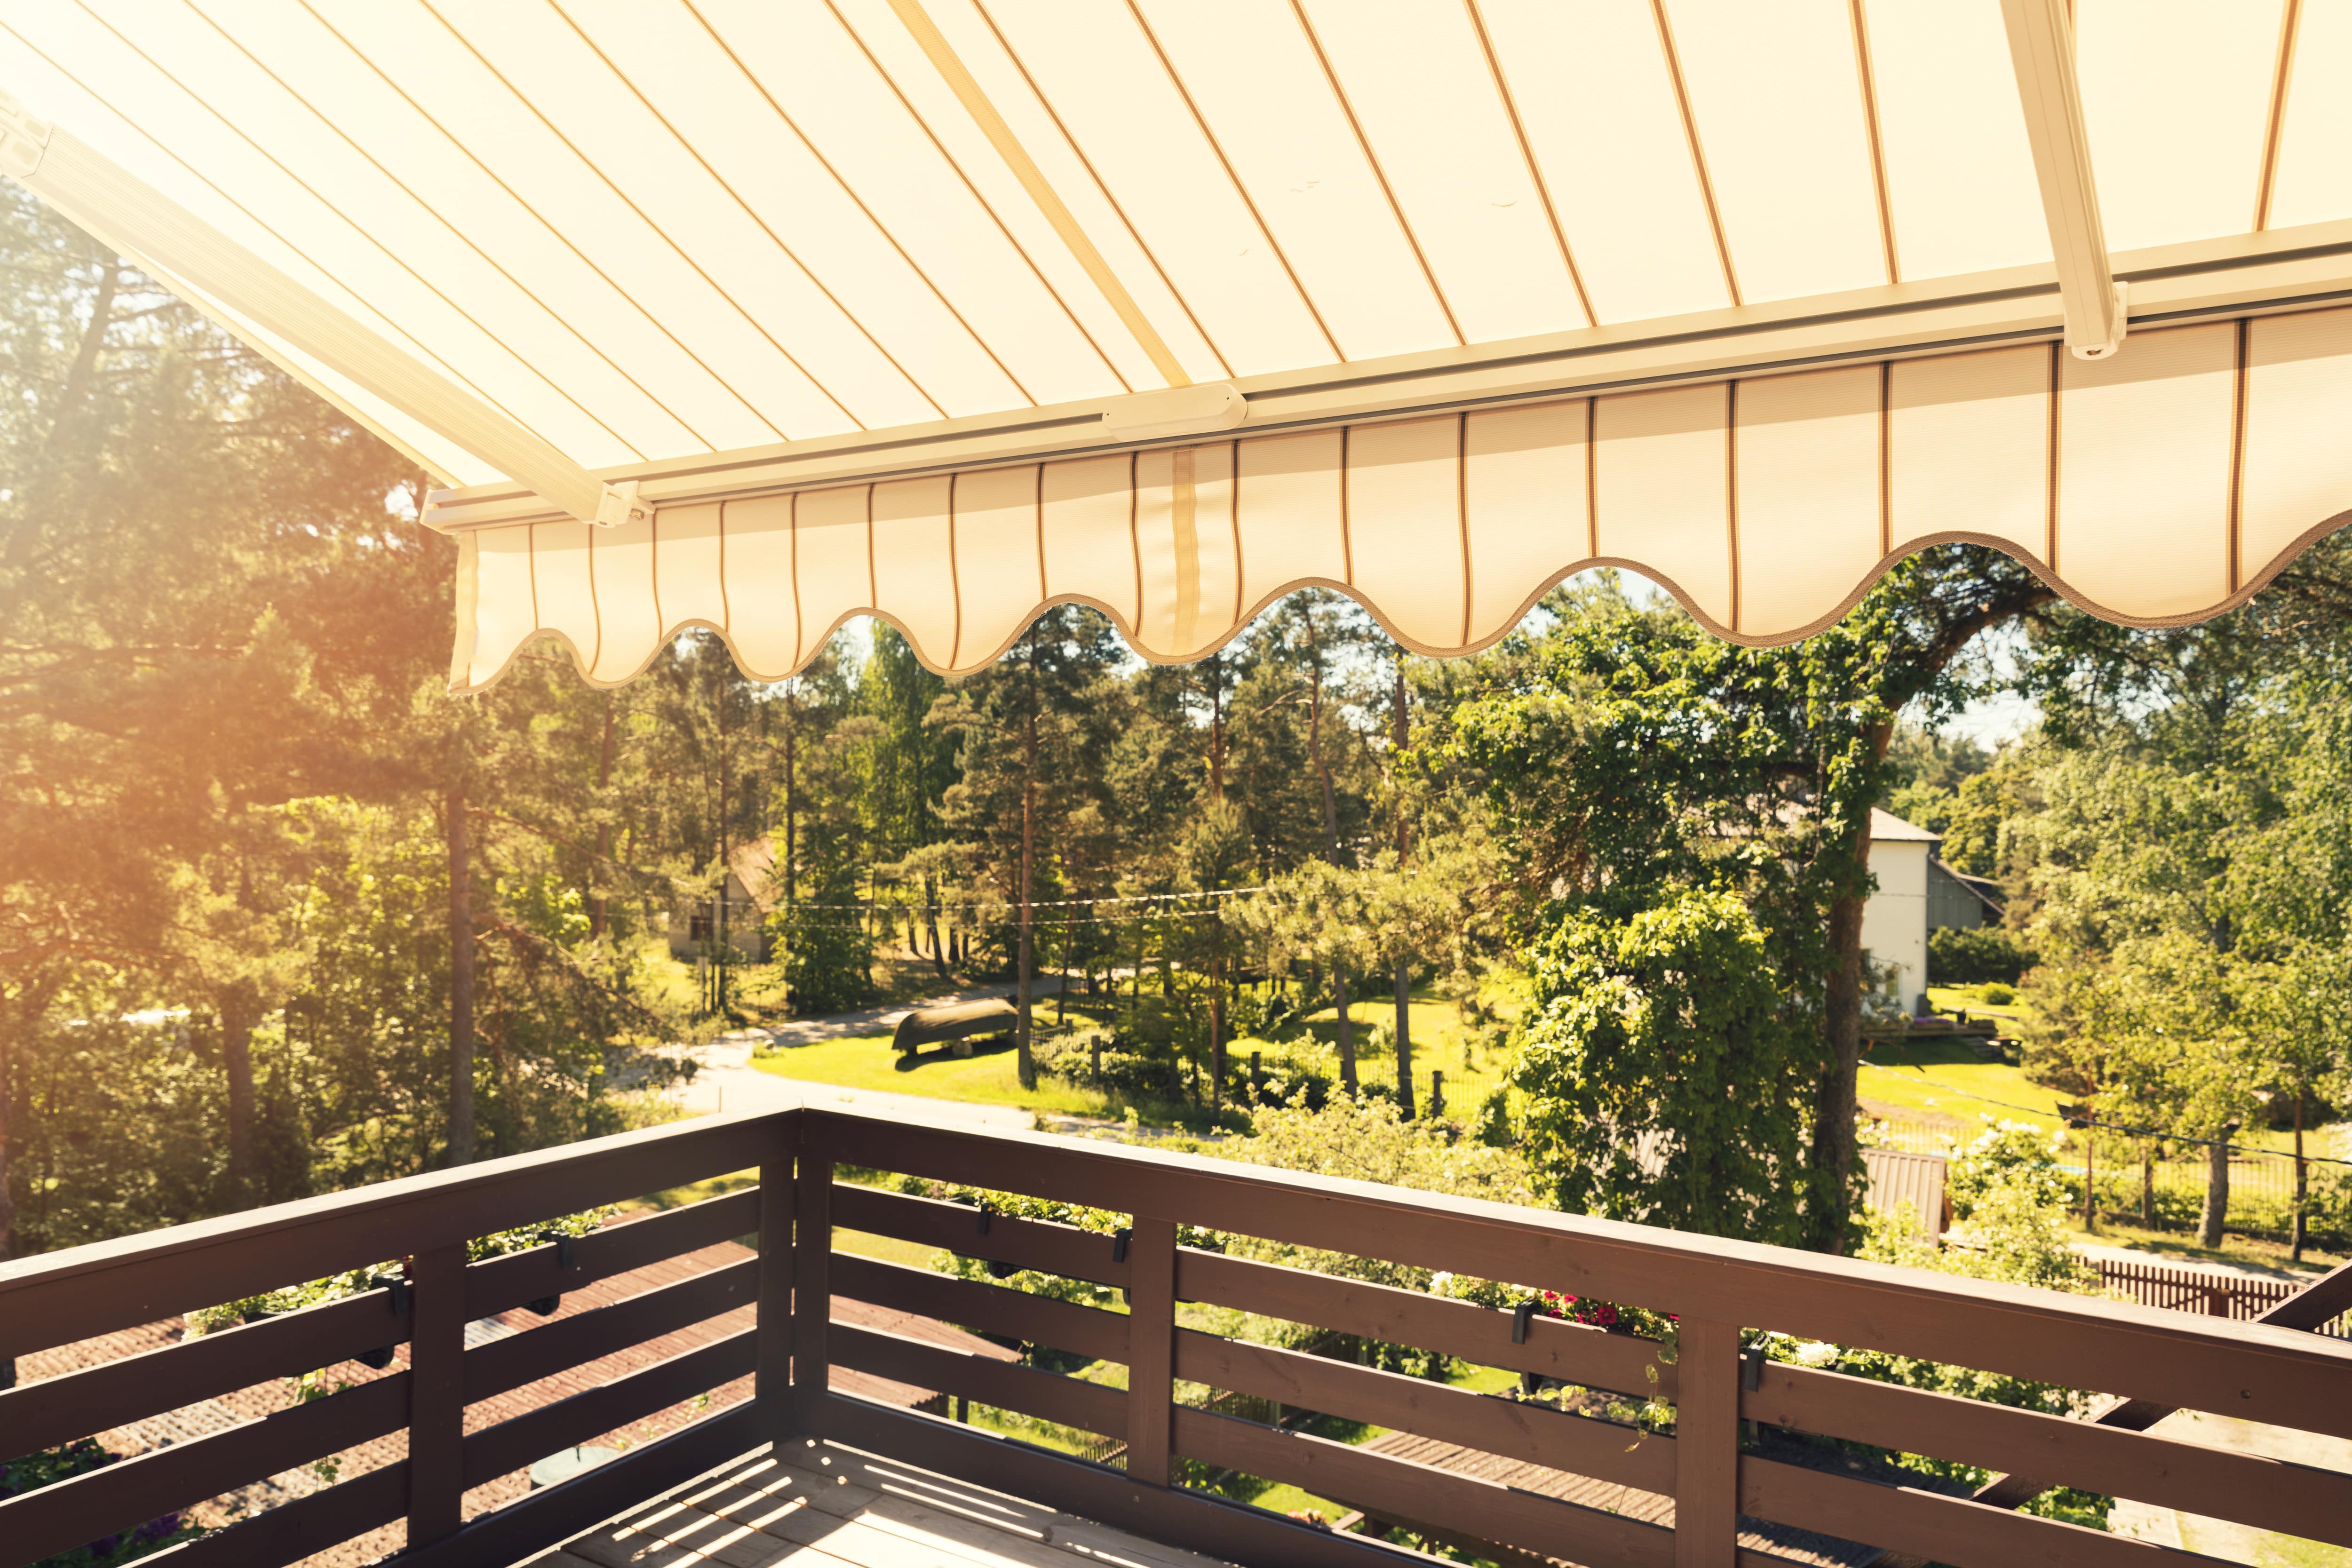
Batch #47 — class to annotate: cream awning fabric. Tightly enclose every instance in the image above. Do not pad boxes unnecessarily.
[2,0,2348,688]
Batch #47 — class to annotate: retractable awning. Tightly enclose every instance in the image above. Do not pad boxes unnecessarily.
[3,0,2347,689]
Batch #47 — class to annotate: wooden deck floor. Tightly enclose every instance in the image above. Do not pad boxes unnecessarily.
[543,1440,1235,1568]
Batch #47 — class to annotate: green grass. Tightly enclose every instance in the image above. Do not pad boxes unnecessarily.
[752,1026,1123,1118]
[1857,1035,2066,1128]
[1926,983,2027,1019]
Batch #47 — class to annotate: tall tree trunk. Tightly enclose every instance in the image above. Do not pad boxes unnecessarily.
[590,690,616,940]
[1016,640,1039,1090]
[1810,719,1890,1253]
[1208,652,1227,801]
[36,261,118,465]
[1210,951,1225,1115]
[2082,1117,2098,1234]
[715,673,731,1012]
[925,875,949,980]
[447,788,476,1166]
[2291,1092,2308,1262]
[1309,665,1356,1090]
[1393,963,1414,1118]
[1057,876,1074,1027]
[218,982,261,1208]
[2199,1128,2233,1250]
[1391,665,1413,1116]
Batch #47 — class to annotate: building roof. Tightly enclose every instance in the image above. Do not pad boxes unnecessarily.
[726,837,781,913]
[1929,857,2007,920]
[1868,807,1942,844]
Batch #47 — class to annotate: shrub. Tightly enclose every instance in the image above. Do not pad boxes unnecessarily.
[1977,981,2018,1006]
[1929,925,2037,986]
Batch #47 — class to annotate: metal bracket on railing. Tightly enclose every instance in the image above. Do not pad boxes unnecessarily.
[372,1274,412,1317]
[1512,1300,1538,1346]
[1741,1344,1767,1392]
[537,1228,578,1270]
[1112,1226,1132,1264]
[974,1205,991,1236]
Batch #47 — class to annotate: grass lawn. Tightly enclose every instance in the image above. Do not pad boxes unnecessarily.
[1857,1035,2066,1128]
[752,1027,1128,1118]
[1925,983,2027,1020]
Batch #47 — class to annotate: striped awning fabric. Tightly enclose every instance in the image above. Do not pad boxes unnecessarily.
[2,1,2347,688]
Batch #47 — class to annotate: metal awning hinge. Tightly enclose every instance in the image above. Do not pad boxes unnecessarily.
[592,479,648,529]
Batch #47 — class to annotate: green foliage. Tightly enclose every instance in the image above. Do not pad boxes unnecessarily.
[1511,891,1819,1245]
[1929,924,2037,986]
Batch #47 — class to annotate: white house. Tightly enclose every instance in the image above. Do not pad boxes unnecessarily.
[668,837,779,962]
[1863,808,2007,1011]
[1861,808,1939,1012]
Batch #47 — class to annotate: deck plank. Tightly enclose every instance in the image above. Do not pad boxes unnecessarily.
[544,1442,1239,1568]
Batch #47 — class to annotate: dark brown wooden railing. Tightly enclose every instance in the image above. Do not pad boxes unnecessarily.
[0,1110,791,1568]
[3,1103,2349,1568]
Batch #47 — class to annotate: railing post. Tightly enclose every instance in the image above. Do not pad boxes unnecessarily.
[1674,1317,1740,1568]
[405,1242,468,1547]
[1126,1215,1176,1486]
[756,1118,797,1441]
[789,1118,834,1433]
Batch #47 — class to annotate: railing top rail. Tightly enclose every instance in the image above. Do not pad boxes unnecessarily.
[804,1106,2352,1434]
[0,1109,792,1358]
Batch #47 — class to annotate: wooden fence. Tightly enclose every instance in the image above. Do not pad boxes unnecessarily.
[4,1104,2352,1568]
[2096,1257,2349,1335]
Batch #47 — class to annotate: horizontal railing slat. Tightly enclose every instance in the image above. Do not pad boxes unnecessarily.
[1173,1326,1676,1495]
[465,1258,756,1405]
[814,1112,2352,1442]
[141,1457,405,1568]
[461,1327,756,1489]
[0,1286,407,1466]
[141,1461,407,1568]
[1749,1361,2352,1549]
[830,1252,1130,1364]
[1740,1455,2193,1568]
[0,1112,784,1359]
[820,1393,1410,1568]
[463,1187,762,1320]
[399,1403,764,1568]
[831,1183,1130,1288]
[1176,1246,1676,1398]
[1173,1406,1676,1568]
[0,1373,408,1568]
[828,1322,1125,1438]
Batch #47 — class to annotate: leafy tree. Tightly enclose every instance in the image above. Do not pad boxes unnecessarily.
[1511,891,1815,1244]
[1453,555,2065,1249]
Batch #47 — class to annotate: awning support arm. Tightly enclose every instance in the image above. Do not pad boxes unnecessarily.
[1999,0,2127,360]
[0,93,634,526]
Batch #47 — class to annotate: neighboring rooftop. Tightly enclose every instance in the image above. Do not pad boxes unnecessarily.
[1867,808,1942,843]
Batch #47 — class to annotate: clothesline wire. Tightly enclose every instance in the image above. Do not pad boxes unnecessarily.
[1860,1062,2352,1168]
[719,885,1273,914]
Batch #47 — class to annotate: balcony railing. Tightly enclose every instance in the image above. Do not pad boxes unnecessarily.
[2,1106,2348,1568]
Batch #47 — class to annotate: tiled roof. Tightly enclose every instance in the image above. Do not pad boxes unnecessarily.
[16,1218,1011,1567]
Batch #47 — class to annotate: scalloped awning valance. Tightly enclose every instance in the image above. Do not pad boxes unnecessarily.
[2,0,2347,688]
